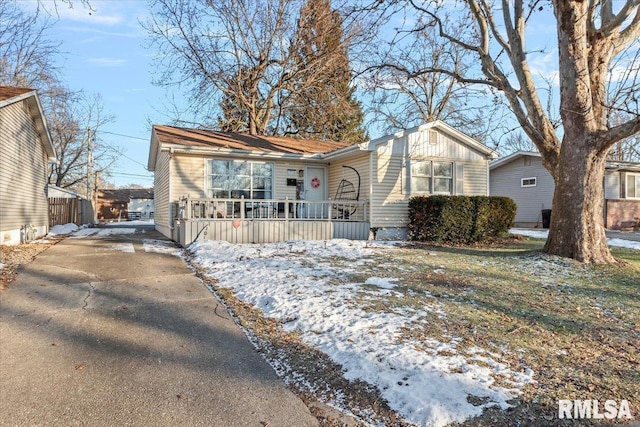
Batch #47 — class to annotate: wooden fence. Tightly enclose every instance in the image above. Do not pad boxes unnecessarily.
[49,197,95,226]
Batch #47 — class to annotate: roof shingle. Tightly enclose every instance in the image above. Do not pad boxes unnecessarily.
[0,86,34,102]
[153,125,352,155]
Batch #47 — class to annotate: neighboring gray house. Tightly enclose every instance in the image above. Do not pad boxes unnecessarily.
[0,87,56,244]
[490,150,640,230]
[148,120,498,244]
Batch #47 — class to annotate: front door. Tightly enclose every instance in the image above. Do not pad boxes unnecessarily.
[304,166,327,219]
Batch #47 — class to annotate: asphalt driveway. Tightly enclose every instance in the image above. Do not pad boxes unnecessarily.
[0,226,317,426]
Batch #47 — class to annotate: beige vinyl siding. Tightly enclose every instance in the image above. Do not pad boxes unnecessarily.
[327,152,370,201]
[273,161,306,199]
[153,149,171,233]
[369,158,491,228]
[0,100,49,242]
[407,128,488,161]
[171,154,206,199]
[490,156,555,224]
[371,153,407,227]
[604,170,621,199]
[459,160,490,195]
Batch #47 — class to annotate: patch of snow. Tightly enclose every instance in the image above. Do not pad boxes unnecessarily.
[509,228,548,239]
[364,277,398,289]
[0,263,4,270]
[510,229,640,251]
[143,239,181,256]
[70,228,100,238]
[190,239,534,427]
[95,228,137,237]
[106,243,135,253]
[105,219,153,226]
[606,238,640,250]
[48,223,79,235]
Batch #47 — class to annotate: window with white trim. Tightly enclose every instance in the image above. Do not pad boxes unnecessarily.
[410,161,453,194]
[206,159,273,199]
[521,177,537,187]
[626,173,640,199]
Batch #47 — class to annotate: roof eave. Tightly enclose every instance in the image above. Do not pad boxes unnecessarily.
[369,120,498,159]
[490,150,541,170]
[158,143,328,161]
[1,90,56,160]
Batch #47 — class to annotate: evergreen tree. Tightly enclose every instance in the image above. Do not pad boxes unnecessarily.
[287,0,367,143]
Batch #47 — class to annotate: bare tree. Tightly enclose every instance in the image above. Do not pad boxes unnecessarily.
[144,0,301,135]
[0,1,60,89]
[608,111,640,161]
[363,0,640,263]
[47,89,119,197]
[362,12,505,145]
[144,0,366,138]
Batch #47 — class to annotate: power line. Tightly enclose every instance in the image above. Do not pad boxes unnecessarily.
[100,130,149,141]
[119,151,150,169]
[110,172,154,179]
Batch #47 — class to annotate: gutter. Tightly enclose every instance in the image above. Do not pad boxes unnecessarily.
[158,144,330,162]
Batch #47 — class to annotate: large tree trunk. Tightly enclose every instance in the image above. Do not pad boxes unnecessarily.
[544,144,616,264]
[542,0,617,264]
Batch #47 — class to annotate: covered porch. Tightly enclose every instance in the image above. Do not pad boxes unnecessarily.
[173,197,370,245]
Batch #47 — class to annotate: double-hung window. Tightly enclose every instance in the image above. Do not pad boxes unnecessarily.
[411,161,453,195]
[626,173,640,199]
[207,159,273,199]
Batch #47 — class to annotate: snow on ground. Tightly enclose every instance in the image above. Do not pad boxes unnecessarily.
[190,239,534,427]
[69,227,137,238]
[143,239,182,256]
[48,223,79,235]
[607,238,640,250]
[510,228,640,250]
[104,219,153,226]
[106,243,135,253]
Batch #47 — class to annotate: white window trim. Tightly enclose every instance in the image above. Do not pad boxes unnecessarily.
[521,177,537,188]
[626,172,640,199]
[205,158,274,199]
[410,160,454,195]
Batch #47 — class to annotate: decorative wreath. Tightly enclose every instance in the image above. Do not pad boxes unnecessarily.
[311,177,321,188]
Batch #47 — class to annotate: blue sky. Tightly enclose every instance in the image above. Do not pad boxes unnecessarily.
[33,0,635,187]
[36,0,166,188]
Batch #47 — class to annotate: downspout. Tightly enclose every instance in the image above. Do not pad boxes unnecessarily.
[169,147,174,231]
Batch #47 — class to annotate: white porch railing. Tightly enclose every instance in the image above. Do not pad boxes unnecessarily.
[177,197,368,222]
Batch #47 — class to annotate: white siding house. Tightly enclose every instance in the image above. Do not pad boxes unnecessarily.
[147,121,498,244]
[350,121,499,239]
[490,151,640,230]
[0,87,56,244]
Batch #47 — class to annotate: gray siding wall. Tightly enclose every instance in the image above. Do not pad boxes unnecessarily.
[0,100,50,243]
[490,156,555,224]
[604,170,621,199]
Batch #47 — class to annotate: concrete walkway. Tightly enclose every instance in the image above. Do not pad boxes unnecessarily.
[0,226,317,426]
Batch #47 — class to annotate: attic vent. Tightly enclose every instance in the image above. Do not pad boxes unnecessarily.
[429,130,439,145]
[524,156,531,166]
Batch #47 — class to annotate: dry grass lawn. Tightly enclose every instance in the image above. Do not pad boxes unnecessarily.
[192,236,640,426]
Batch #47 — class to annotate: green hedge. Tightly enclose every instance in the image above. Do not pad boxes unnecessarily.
[408,195,517,243]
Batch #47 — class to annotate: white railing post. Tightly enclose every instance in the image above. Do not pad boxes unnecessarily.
[185,197,191,220]
[240,195,245,219]
[285,197,289,220]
